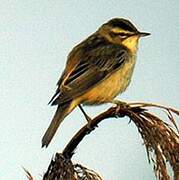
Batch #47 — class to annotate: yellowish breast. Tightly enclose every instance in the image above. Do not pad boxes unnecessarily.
[76,55,136,105]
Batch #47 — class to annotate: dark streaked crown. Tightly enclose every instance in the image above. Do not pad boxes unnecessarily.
[105,18,138,32]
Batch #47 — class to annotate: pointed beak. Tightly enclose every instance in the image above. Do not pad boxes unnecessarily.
[138,31,151,37]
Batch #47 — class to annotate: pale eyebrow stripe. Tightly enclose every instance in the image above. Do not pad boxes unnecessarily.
[111,28,133,35]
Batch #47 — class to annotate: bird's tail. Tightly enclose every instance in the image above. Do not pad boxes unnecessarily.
[42,101,73,148]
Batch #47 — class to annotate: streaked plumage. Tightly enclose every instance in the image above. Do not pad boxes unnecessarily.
[42,18,150,147]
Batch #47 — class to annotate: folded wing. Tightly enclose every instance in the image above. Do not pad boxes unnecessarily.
[51,44,129,106]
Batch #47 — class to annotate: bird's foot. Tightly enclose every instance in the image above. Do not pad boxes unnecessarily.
[85,116,99,134]
[86,116,96,132]
[110,100,128,116]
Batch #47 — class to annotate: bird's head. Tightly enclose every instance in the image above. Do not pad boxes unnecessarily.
[98,18,150,53]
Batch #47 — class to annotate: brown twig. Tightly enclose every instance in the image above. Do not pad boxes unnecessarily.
[25,101,178,180]
[61,102,179,180]
[62,106,117,159]
[62,104,144,159]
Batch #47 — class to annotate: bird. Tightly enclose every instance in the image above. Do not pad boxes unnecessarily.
[42,17,150,147]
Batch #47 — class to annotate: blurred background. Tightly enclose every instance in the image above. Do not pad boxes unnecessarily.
[1,1,179,179]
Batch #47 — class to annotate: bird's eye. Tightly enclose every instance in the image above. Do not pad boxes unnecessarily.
[118,33,128,39]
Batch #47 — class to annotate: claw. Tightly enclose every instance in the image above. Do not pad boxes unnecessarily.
[110,100,128,116]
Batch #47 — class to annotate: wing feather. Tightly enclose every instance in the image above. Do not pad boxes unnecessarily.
[51,44,129,105]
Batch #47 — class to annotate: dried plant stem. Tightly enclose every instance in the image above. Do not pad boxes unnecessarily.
[27,101,179,180]
[62,102,179,180]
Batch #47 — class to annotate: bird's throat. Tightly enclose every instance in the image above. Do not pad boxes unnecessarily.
[122,36,139,54]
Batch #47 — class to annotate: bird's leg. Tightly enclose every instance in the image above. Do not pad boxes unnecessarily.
[78,104,92,122]
[78,104,94,130]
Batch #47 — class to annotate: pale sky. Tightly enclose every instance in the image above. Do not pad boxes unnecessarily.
[1,1,179,179]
